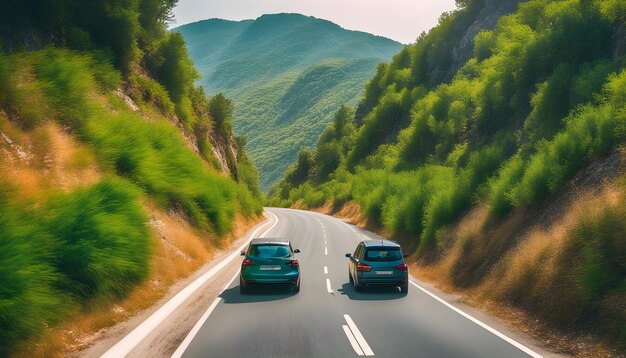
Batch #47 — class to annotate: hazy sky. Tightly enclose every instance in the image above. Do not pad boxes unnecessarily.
[172,0,458,44]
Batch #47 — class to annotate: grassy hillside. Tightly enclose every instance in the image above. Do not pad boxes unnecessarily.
[0,1,262,355]
[271,0,626,351]
[176,14,403,190]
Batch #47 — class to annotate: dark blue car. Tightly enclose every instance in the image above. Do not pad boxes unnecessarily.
[346,240,408,293]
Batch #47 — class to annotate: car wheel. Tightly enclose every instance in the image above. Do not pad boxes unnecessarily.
[400,281,408,294]
[239,278,248,294]
[293,278,300,293]
[349,271,354,284]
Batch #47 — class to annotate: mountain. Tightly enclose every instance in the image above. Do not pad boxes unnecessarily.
[271,0,626,353]
[175,14,403,190]
[0,1,262,355]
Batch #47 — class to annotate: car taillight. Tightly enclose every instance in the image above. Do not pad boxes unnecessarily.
[286,259,299,266]
[395,263,408,271]
[357,262,372,272]
[242,259,254,266]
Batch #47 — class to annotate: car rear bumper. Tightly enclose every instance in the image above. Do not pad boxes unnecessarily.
[357,274,407,286]
[241,271,299,284]
[359,279,406,286]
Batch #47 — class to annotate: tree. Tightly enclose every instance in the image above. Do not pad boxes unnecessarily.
[285,149,315,187]
[209,93,234,134]
[154,32,198,102]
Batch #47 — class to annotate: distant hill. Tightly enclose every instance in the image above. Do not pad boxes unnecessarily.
[175,14,402,190]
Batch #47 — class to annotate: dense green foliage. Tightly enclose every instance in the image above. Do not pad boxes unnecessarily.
[176,14,403,190]
[0,0,246,144]
[270,0,626,347]
[271,1,626,336]
[0,0,263,353]
[0,45,263,354]
[273,0,625,242]
[0,179,150,356]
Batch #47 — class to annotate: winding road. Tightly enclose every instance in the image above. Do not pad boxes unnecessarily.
[173,208,543,358]
[99,208,552,358]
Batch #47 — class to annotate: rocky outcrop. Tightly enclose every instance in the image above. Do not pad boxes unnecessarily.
[448,0,522,81]
[208,131,239,179]
[0,27,57,53]
[432,0,523,83]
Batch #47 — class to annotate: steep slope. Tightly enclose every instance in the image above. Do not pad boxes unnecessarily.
[0,1,262,355]
[176,14,403,190]
[271,0,626,353]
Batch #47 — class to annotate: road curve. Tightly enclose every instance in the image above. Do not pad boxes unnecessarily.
[173,208,546,358]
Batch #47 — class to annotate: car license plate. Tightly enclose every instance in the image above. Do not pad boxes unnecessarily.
[260,265,281,271]
[376,271,393,275]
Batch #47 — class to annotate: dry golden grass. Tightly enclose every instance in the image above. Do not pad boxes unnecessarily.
[9,64,52,128]
[482,185,623,300]
[312,199,334,214]
[413,180,625,357]
[148,204,214,286]
[331,201,370,228]
[0,121,100,196]
[44,122,100,190]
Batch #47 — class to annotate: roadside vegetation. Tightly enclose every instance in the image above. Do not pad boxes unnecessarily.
[270,0,626,350]
[0,0,262,355]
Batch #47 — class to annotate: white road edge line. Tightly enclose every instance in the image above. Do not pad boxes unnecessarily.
[409,281,542,358]
[169,213,279,358]
[324,266,328,274]
[342,325,364,356]
[101,211,279,358]
[171,271,240,358]
[343,314,374,356]
[326,278,333,293]
[340,218,541,358]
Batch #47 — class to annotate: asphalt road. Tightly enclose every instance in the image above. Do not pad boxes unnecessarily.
[174,208,542,358]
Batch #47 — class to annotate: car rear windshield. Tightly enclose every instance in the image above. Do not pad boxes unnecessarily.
[364,248,402,262]
[249,244,291,258]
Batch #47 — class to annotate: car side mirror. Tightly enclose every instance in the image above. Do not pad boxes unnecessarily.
[345,253,352,258]
[294,249,301,253]
[240,251,246,256]
[403,254,409,258]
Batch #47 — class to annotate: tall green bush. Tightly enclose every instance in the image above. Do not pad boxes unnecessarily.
[47,179,151,300]
[0,187,66,357]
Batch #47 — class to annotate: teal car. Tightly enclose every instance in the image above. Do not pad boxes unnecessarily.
[239,238,301,294]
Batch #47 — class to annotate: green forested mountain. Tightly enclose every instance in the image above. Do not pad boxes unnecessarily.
[176,14,402,190]
[0,1,262,354]
[271,0,626,349]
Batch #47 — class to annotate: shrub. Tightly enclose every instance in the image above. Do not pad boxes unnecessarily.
[33,49,95,131]
[509,102,618,206]
[488,154,526,216]
[87,112,238,235]
[0,187,66,356]
[0,53,51,129]
[571,204,626,303]
[47,179,151,300]
[129,73,175,114]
